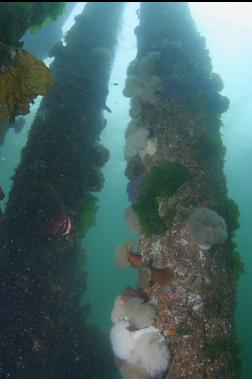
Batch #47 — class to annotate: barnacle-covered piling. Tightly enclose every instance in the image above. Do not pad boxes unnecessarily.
[123,3,242,378]
[0,3,124,378]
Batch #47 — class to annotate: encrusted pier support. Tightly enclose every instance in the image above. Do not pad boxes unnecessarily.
[0,3,124,378]
[122,3,242,378]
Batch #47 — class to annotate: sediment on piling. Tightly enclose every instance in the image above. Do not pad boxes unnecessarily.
[0,3,124,378]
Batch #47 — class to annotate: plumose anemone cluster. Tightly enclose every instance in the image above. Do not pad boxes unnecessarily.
[186,207,228,250]
[123,52,161,165]
[110,295,170,378]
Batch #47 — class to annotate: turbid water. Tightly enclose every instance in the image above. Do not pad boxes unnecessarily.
[84,2,138,334]
[0,3,251,378]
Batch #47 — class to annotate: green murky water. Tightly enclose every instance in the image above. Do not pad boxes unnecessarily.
[0,3,251,378]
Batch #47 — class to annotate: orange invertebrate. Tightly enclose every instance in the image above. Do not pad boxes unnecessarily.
[166,323,176,336]
[151,269,173,287]
[128,252,143,268]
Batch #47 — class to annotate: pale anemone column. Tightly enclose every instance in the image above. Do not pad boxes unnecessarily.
[123,2,242,378]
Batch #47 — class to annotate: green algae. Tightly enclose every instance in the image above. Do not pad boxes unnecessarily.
[133,162,191,235]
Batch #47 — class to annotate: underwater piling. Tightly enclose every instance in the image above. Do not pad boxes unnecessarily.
[0,3,124,378]
[123,2,242,378]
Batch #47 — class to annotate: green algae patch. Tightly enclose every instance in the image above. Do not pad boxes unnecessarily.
[204,340,242,377]
[177,323,192,337]
[227,239,245,281]
[0,3,66,46]
[133,162,191,235]
[198,132,227,163]
[219,198,244,281]
[77,194,99,239]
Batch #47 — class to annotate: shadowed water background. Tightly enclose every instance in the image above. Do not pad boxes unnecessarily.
[0,3,251,378]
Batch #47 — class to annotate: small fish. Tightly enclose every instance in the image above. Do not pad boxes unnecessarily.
[111,82,119,86]
[102,104,112,113]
